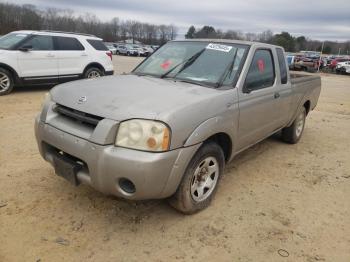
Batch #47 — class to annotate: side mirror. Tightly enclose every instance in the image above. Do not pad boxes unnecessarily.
[18,45,32,52]
[243,85,252,94]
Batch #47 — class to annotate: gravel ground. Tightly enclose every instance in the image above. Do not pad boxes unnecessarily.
[0,56,349,262]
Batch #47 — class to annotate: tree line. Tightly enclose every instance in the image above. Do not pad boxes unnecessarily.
[0,2,177,44]
[185,25,350,55]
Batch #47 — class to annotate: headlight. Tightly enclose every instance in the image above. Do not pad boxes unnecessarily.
[115,119,171,152]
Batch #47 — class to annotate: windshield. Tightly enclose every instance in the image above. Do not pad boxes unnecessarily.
[0,33,29,49]
[134,41,248,87]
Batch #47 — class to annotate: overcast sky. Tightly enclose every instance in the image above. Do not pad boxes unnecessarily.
[9,0,350,41]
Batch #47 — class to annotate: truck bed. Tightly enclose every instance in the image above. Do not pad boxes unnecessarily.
[289,72,321,115]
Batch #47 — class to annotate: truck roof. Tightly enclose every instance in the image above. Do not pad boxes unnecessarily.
[173,39,281,49]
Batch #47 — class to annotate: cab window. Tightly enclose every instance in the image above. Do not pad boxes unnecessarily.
[276,48,288,84]
[245,49,275,91]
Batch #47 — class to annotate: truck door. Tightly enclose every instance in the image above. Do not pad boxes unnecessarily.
[236,48,282,150]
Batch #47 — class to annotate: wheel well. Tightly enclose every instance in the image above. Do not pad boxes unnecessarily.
[206,133,232,162]
[0,63,19,83]
[304,100,311,115]
[83,63,105,74]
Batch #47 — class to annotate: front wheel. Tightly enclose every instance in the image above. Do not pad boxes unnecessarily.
[84,67,104,79]
[0,68,14,96]
[281,107,306,144]
[168,142,225,214]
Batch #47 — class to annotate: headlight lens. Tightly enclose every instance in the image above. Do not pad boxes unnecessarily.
[115,119,171,152]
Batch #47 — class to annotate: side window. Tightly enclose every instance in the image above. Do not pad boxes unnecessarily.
[55,37,85,51]
[276,48,288,84]
[20,35,53,51]
[245,49,275,91]
[86,39,108,51]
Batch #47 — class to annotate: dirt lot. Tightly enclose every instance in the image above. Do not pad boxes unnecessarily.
[1,56,349,262]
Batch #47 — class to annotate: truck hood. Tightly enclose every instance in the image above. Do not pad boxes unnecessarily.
[51,74,219,121]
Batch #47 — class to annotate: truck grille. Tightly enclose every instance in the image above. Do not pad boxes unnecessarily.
[54,104,103,127]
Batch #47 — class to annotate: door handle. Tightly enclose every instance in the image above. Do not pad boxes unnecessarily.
[274,92,280,99]
[46,54,55,58]
[81,53,88,57]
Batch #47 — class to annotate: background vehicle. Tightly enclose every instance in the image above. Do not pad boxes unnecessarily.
[131,45,147,56]
[0,30,114,95]
[104,42,117,54]
[151,45,160,51]
[143,45,154,56]
[330,58,349,70]
[336,61,350,74]
[35,40,321,214]
[115,44,139,56]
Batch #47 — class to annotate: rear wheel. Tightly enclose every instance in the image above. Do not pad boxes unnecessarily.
[281,107,306,144]
[0,68,14,96]
[168,142,225,214]
[84,67,104,79]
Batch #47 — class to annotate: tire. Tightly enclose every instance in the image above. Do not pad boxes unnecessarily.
[116,51,120,55]
[84,67,104,79]
[127,52,130,56]
[281,107,306,144]
[168,142,225,214]
[0,68,14,96]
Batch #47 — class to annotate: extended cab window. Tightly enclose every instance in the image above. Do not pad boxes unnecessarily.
[245,49,275,91]
[87,39,108,51]
[276,48,288,84]
[20,35,54,51]
[55,37,84,51]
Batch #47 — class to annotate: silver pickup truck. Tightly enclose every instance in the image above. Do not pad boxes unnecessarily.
[35,40,321,214]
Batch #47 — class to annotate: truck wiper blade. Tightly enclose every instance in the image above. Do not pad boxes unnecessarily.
[214,48,238,88]
[160,48,206,79]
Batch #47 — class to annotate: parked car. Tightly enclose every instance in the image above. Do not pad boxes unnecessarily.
[104,42,117,55]
[330,58,349,70]
[131,45,147,56]
[0,30,114,96]
[286,55,296,70]
[35,40,321,214]
[143,45,154,56]
[335,61,350,74]
[294,57,318,72]
[151,45,160,51]
[115,44,138,56]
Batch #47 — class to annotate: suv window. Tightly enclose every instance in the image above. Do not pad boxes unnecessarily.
[87,39,108,51]
[276,48,288,84]
[55,36,85,51]
[20,35,54,51]
[245,49,275,91]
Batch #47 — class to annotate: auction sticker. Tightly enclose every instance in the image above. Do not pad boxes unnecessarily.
[206,43,232,52]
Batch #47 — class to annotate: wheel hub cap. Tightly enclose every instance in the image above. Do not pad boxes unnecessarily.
[87,71,101,78]
[190,157,219,202]
[0,73,10,92]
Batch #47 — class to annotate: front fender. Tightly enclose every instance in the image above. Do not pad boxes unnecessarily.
[184,116,235,148]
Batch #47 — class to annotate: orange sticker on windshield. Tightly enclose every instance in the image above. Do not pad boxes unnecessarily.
[161,60,172,70]
[257,59,265,72]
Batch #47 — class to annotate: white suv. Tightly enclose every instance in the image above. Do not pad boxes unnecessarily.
[0,30,114,95]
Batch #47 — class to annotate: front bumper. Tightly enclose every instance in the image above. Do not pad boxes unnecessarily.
[34,116,200,200]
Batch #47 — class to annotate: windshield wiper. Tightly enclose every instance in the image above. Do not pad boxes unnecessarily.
[214,48,238,88]
[160,48,206,79]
